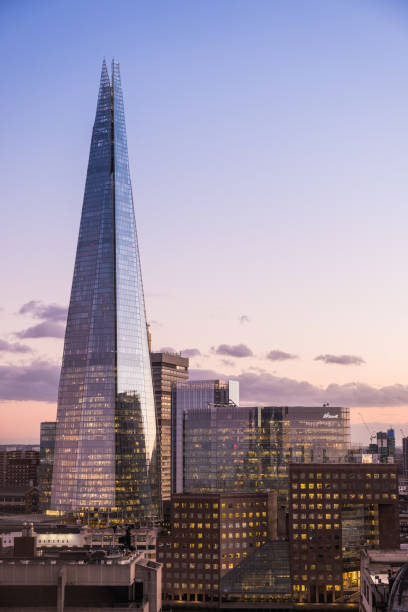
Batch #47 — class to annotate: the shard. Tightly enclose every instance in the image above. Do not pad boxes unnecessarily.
[51,60,157,519]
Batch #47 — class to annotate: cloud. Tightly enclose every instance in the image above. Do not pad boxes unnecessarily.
[239,315,250,325]
[16,301,68,339]
[16,322,65,339]
[181,348,201,358]
[0,339,32,354]
[0,360,60,402]
[189,367,408,407]
[19,301,67,322]
[159,346,176,354]
[315,354,365,366]
[266,350,298,361]
[215,344,253,358]
[221,359,235,367]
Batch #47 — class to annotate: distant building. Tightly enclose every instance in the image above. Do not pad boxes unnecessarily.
[0,448,39,489]
[0,521,159,560]
[0,525,162,611]
[403,437,408,478]
[289,463,399,606]
[360,549,408,612]
[39,421,56,511]
[150,352,189,505]
[0,487,39,515]
[373,430,396,463]
[157,491,284,607]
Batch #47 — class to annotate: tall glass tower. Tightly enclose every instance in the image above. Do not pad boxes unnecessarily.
[51,61,157,519]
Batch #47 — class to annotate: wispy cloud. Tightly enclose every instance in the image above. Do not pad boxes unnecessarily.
[266,349,298,361]
[159,346,177,354]
[16,301,67,339]
[190,367,408,407]
[0,339,32,354]
[16,322,65,339]
[239,315,250,325]
[19,301,67,322]
[215,344,253,358]
[315,354,365,366]
[0,360,59,402]
[181,348,201,358]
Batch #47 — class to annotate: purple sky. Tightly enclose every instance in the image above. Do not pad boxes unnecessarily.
[1,0,408,443]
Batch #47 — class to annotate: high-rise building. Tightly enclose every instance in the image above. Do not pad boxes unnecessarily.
[173,401,349,498]
[150,352,189,504]
[171,380,240,495]
[403,437,408,478]
[39,422,56,511]
[51,61,157,520]
[289,463,399,605]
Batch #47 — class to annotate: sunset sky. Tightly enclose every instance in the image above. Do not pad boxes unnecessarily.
[1,0,408,443]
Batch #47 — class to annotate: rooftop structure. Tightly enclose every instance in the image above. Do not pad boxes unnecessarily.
[0,523,162,611]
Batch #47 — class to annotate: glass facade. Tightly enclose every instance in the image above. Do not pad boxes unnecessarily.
[176,403,350,498]
[39,421,56,511]
[171,380,239,494]
[51,61,157,519]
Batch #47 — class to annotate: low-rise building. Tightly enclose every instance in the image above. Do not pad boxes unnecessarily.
[0,525,162,611]
[0,486,39,514]
[360,549,408,611]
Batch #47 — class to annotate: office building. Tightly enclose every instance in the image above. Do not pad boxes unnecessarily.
[403,437,408,478]
[157,491,282,607]
[0,448,39,489]
[39,421,56,511]
[171,380,239,494]
[289,463,399,606]
[0,487,39,514]
[151,352,189,504]
[372,430,396,463]
[51,61,157,520]
[0,525,162,612]
[174,402,349,498]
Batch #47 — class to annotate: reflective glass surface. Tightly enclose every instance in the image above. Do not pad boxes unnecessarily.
[39,421,56,510]
[51,61,157,518]
[177,404,350,498]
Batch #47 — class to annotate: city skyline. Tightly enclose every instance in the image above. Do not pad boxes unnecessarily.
[2,1,408,443]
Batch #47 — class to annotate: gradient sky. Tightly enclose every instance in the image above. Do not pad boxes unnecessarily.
[1,0,408,443]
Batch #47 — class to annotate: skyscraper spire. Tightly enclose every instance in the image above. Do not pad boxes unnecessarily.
[51,61,157,520]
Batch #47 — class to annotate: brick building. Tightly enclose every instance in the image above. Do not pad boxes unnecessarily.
[0,448,39,489]
[157,491,277,606]
[289,463,399,606]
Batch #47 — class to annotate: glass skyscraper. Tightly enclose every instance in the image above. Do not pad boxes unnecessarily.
[51,61,157,519]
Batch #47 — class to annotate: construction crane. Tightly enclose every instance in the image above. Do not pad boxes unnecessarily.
[358,412,376,444]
